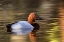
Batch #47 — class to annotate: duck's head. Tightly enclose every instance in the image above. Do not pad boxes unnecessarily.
[28,12,43,24]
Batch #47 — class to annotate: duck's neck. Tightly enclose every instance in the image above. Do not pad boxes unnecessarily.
[28,20,35,24]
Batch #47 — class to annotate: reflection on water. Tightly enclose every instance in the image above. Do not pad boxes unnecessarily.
[0,0,60,42]
[10,34,30,42]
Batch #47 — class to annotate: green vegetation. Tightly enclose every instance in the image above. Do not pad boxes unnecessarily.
[46,18,60,42]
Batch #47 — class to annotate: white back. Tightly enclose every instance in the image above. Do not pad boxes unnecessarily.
[11,21,34,35]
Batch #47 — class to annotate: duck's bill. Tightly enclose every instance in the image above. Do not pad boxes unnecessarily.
[36,18,43,20]
[35,14,43,20]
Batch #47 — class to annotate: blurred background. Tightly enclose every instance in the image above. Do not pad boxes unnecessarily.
[0,0,63,42]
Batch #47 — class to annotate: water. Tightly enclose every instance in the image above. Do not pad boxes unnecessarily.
[0,0,60,42]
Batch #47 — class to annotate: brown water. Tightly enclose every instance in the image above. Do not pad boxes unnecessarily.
[0,0,60,42]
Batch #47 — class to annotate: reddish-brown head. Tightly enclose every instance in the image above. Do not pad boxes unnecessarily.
[28,12,36,24]
[28,12,43,24]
